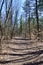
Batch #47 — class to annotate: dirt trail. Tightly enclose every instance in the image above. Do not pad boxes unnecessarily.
[0,37,43,65]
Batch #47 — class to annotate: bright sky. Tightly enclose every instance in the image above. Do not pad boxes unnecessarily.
[1,0,25,20]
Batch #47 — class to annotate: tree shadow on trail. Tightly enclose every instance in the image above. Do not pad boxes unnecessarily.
[23,61,43,65]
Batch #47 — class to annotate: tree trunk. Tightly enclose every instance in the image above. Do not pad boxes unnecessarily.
[36,0,39,40]
[28,11,31,40]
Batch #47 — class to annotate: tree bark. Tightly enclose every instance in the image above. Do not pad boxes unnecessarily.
[36,0,39,40]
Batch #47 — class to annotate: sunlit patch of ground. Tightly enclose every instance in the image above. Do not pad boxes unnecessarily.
[0,37,43,65]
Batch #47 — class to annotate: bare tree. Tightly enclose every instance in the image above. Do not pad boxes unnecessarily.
[13,0,20,37]
[35,0,39,40]
[4,0,13,39]
[23,0,31,39]
[0,0,4,52]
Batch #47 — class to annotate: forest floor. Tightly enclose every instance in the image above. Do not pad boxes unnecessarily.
[0,37,43,65]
